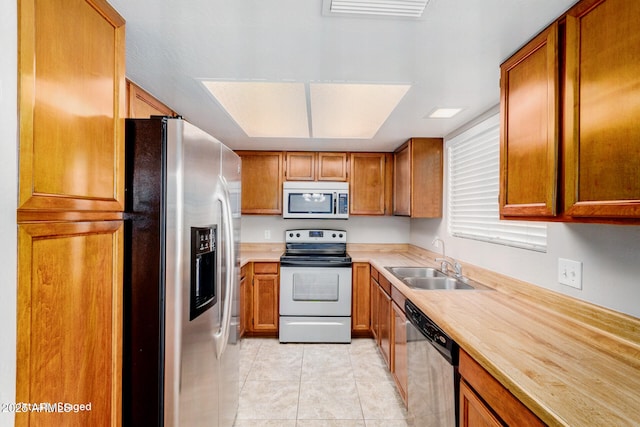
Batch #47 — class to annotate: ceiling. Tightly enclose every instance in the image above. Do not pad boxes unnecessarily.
[109,0,578,152]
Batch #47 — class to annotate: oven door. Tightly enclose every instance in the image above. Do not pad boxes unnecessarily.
[279,266,352,316]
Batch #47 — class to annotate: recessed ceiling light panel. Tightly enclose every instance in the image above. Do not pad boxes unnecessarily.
[427,108,463,119]
[203,81,309,138]
[310,83,410,139]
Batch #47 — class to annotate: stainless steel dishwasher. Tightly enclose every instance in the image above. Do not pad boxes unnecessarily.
[405,299,459,427]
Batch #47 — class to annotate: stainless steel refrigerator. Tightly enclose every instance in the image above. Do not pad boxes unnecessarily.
[123,117,241,427]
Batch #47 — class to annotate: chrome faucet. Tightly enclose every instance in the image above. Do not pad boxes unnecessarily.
[432,237,463,278]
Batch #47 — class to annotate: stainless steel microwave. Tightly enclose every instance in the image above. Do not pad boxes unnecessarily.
[283,181,349,219]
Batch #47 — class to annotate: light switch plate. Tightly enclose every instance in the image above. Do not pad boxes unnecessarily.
[558,258,582,289]
[264,229,271,240]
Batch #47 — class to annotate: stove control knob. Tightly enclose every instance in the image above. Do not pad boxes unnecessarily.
[289,233,294,238]
[339,233,344,238]
[332,233,337,238]
[296,233,301,237]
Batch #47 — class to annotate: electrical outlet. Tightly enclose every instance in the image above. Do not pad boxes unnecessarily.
[558,258,582,289]
[264,229,271,240]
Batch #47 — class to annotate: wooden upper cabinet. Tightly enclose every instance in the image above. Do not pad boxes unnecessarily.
[318,152,348,181]
[563,0,640,219]
[393,138,443,218]
[236,151,284,214]
[285,151,348,181]
[285,152,316,181]
[499,0,640,223]
[350,152,392,215]
[126,80,176,118]
[18,0,126,214]
[500,22,559,218]
[393,143,411,216]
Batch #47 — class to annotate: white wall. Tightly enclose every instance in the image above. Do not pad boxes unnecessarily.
[241,215,410,244]
[410,132,640,318]
[1,3,17,426]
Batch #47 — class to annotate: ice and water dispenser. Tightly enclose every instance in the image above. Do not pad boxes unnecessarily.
[190,226,217,320]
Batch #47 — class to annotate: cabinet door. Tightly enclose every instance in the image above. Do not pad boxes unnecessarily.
[18,0,125,213]
[393,142,411,216]
[500,23,559,218]
[252,263,279,332]
[370,275,379,342]
[459,349,545,427]
[127,80,175,118]
[351,262,371,337]
[378,286,392,369]
[237,151,284,214]
[242,264,254,334]
[460,380,502,427]
[411,138,444,218]
[17,221,123,427]
[318,152,348,181]
[392,301,408,406]
[563,0,640,218]
[286,152,316,181]
[350,153,390,215]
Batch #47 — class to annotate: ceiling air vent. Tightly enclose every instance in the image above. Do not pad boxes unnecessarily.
[323,0,430,19]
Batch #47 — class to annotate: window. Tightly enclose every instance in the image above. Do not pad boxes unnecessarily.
[447,113,547,252]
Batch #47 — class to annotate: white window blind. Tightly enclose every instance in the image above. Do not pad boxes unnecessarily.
[447,113,547,252]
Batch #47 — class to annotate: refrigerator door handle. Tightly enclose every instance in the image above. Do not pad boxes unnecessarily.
[212,175,234,359]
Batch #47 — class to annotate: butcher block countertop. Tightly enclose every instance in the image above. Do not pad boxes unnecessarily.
[241,243,640,426]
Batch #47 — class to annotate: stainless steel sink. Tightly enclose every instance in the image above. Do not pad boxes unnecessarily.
[403,276,473,290]
[385,266,476,290]
[385,266,447,279]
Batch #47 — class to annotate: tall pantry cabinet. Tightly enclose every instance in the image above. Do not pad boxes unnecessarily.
[17,0,126,425]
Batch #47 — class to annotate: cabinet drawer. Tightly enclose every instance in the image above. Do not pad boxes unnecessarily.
[253,262,279,274]
[371,266,380,282]
[379,274,392,296]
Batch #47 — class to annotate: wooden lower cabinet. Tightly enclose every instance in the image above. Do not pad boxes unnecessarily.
[377,285,392,368]
[239,263,249,338]
[460,380,502,427]
[16,221,123,427]
[391,298,408,406]
[245,262,279,335]
[459,349,544,427]
[370,267,391,369]
[351,262,371,337]
[369,269,379,343]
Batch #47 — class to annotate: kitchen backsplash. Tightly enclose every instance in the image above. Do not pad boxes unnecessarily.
[241,215,411,244]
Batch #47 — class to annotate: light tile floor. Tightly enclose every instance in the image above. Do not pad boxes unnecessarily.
[234,338,408,427]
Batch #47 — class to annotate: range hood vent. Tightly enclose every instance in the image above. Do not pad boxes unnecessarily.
[323,0,430,19]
